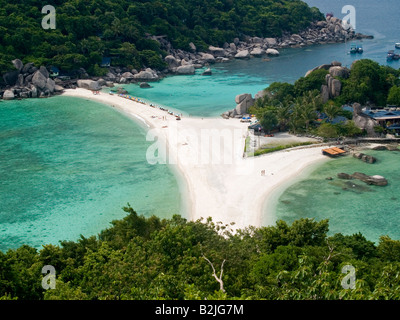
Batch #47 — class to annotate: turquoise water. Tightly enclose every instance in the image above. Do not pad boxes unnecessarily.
[271,150,400,243]
[0,97,183,251]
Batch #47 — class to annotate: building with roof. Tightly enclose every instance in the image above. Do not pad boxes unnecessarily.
[363,109,400,128]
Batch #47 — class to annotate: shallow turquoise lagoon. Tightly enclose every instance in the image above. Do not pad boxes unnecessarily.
[270,150,400,243]
[0,97,184,251]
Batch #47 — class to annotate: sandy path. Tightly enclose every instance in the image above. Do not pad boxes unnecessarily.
[62,88,328,230]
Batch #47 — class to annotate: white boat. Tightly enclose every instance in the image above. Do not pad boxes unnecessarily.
[396,43,400,49]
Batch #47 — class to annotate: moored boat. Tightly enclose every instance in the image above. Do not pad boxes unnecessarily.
[395,43,400,49]
[387,50,395,61]
[350,44,363,54]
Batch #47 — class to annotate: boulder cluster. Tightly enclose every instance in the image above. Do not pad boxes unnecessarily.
[221,94,255,119]
[337,172,388,186]
[156,16,371,74]
[1,59,65,100]
[352,103,379,136]
[304,61,350,103]
[353,152,377,164]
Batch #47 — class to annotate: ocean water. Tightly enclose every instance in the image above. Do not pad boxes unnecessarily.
[270,150,400,244]
[0,97,184,251]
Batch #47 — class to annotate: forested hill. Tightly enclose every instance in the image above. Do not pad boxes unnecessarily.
[0,0,323,74]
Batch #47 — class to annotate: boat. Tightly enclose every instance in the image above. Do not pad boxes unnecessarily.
[350,44,363,54]
[395,43,400,49]
[350,45,357,54]
[387,50,395,61]
[387,50,400,61]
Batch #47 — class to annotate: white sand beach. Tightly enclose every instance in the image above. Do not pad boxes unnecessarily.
[62,88,328,230]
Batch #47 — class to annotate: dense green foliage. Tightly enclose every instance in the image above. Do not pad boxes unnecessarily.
[1,205,400,300]
[252,59,400,137]
[338,59,400,106]
[0,0,323,76]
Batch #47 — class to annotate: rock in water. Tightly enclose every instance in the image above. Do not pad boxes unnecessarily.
[250,48,264,57]
[351,172,388,186]
[200,53,216,63]
[202,68,212,76]
[337,173,353,180]
[266,48,280,56]
[176,65,195,75]
[2,90,15,100]
[353,152,377,163]
[235,50,250,59]
[133,69,159,81]
[140,82,151,88]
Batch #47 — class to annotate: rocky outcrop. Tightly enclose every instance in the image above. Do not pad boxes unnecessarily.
[235,50,250,59]
[133,68,159,81]
[12,59,24,72]
[32,70,47,89]
[353,152,377,164]
[176,64,195,75]
[370,144,399,151]
[325,74,342,98]
[351,172,388,186]
[77,79,101,91]
[140,82,151,88]
[0,59,68,100]
[202,68,212,76]
[208,46,226,57]
[338,172,388,186]
[266,48,280,56]
[2,90,15,100]
[352,103,379,136]
[235,93,255,114]
[329,65,350,78]
[250,48,264,57]
[337,173,352,180]
[221,93,255,118]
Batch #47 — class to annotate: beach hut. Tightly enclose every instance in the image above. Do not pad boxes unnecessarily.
[101,57,111,68]
[49,66,59,78]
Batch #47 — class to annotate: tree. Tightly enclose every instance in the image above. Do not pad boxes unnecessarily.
[323,101,342,122]
[387,86,400,106]
[317,123,339,139]
[257,106,278,133]
[294,69,329,97]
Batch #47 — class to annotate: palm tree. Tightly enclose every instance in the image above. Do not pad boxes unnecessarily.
[289,100,305,134]
[323,101,342,122]
[276,102,292,131]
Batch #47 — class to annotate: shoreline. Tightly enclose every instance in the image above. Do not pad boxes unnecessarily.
[62,88,329,230]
